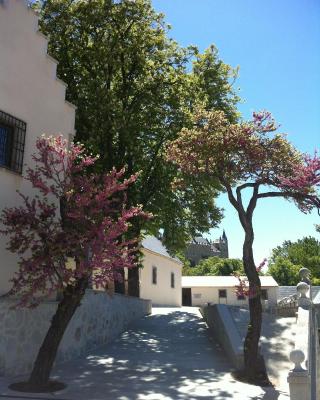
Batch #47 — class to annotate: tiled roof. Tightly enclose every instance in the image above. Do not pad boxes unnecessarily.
[142,236,182,264]
[210,244,219,252]
[193,237,210,245]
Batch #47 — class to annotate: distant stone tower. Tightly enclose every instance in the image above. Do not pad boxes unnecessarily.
[184,231,229,266]
[214,230,229,258]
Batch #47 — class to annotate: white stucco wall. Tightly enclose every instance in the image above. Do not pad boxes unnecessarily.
[189,286,278,307]
[0,291,151,377]
[140,249,182,307]
[0,0,75,294]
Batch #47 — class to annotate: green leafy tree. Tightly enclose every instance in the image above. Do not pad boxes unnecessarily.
[268,237,320,285]
[34,0,240,295]
[183,256,243,276]
[268,257,300,286]
[212,258,244,275]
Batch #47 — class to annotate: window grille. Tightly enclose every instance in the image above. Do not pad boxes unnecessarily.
[219,289,227,298]
[261,289,268,300]
[0,110,26,174]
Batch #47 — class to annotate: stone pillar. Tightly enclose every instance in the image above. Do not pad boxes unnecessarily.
[287,269,312,400]
[297,281,312,309]
[287,350,310,400]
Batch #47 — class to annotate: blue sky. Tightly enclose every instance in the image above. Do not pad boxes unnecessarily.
[153,0,320,263]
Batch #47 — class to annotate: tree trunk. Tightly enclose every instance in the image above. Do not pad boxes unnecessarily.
[127,266,140,297]
[114,268,126,294]
[28,277,88,388]
[127,223,141,298]
[242,228,269,384]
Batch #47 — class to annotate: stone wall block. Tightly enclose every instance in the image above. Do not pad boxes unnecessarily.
[0,292,151,377]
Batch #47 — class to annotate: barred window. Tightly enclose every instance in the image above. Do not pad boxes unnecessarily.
[0,110,26,174]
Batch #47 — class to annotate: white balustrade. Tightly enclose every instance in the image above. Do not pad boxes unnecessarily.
[287,267,314,400]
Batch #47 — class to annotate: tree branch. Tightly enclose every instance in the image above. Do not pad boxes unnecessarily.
[219,176,238,211]
[237,182,257,192]
[219,178,251,230]
[257,191,288,199]
[257,191,312,201]
[257,190,320,214]
[246,183,260,220]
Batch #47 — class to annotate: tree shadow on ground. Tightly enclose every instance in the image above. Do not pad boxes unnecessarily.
[52,310,236,400]
[1,308,291,400]
[230,307,295,390]
[260,314,295,389]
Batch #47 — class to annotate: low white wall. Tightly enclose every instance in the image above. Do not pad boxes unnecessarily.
[0,290,151,377]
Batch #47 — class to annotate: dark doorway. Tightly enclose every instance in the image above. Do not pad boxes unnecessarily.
[182,288,192,306]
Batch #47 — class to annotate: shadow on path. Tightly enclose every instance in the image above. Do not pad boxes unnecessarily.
[0,308,290,400]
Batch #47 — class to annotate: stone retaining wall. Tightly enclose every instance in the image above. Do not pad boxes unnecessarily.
[0,291,151,377]
[201,304,244,369]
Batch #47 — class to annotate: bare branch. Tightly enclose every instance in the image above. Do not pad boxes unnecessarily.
[246,183,260,219]
[219,176,238,210]
[257,191,286,199]
[257,190,320,211]
[237,182,257,192]
[220,178,252,230]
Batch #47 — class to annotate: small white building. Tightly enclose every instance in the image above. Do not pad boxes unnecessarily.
[140,236,182,307]
[182,275,278,307]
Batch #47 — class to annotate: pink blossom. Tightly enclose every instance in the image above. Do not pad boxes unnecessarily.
[0,135,149,307]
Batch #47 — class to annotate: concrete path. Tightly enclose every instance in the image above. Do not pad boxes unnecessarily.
[0,307,289,400]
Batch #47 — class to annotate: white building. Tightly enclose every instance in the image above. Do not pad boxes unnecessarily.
[182,275,278,307]
[0,2,152,378]
[140,236,182,307]
[0,0,75,295]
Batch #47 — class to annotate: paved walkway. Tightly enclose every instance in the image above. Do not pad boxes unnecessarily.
[0,307,290,400]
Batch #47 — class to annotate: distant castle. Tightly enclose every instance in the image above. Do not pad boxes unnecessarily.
[184,231,228,267]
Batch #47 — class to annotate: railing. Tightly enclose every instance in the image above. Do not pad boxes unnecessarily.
[287,268,319,400]
[275,293,298,317]
[312,290,320,400]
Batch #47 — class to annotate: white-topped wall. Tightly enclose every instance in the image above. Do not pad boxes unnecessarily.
[0,0,75,294]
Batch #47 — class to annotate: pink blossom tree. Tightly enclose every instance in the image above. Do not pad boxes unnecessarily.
[0,135,148,392]
[233,259,267,299]
[166,109,320,384]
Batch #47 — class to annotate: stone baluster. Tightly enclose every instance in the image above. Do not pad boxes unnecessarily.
[288,350,310,400]
[297,282,312,309]
[287,268,312,400]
